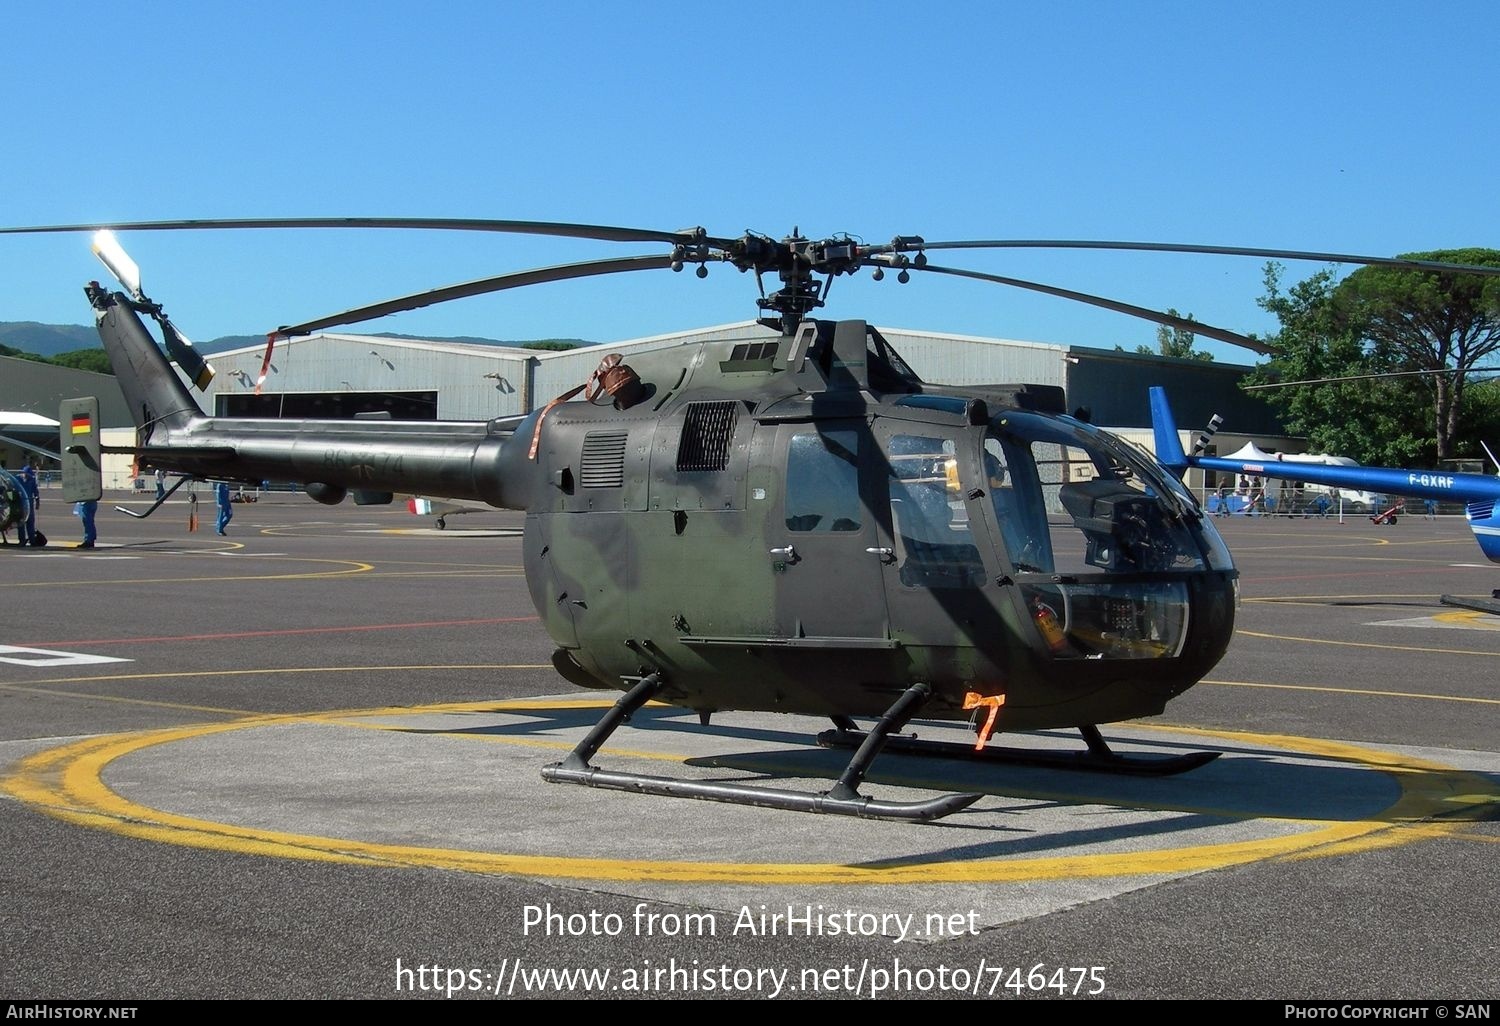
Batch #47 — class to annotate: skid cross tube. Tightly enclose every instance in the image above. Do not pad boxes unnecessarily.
[541,678,982,822]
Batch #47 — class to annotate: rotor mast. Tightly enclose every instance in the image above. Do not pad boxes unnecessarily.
[704,228,903,335]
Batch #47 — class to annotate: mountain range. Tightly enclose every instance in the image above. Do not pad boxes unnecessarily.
[0,321,589,358]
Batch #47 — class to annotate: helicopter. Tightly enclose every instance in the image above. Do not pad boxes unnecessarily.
[1,415,59,545]
[7,219,1500,822]
[0,467,34,544]
[1150,387,1500,607]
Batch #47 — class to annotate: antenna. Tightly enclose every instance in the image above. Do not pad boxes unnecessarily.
[1192,414,1224,456]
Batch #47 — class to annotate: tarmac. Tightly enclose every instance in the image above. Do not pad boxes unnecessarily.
[2,491,1497,1000]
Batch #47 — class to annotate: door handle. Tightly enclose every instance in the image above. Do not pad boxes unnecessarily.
[769,544,798,562]
[866,546,895,563]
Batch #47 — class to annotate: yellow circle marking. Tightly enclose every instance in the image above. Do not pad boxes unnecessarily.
[1432,609,1500,629]
[5,697,1493,885]
[1200,678,1500,707]
[1246,593,1499,608]
[1236,629,1500,657]
[6,557,375,588]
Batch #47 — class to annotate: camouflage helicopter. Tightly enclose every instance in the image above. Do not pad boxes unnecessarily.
[8,219,1500,822]
[1,467,33,543]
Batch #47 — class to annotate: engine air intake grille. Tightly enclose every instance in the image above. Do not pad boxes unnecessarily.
[728,341,778,362]
[580,432,628,488]
[677,401,739,472]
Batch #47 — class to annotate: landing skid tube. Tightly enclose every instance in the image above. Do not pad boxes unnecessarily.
[1440,593,1500,616]
[113,474,193,519]
[541,676,983,822]
[817,722,1219,777]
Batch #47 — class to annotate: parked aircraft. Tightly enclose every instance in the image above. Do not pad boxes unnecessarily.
[1150,386,1500,567]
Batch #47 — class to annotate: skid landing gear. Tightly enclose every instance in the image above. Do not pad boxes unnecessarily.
[817,722,1219,777]
[541,676,982,822]
[1440,593,1500,616]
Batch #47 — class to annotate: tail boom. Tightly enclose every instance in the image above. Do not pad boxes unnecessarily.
[93,287,536,509]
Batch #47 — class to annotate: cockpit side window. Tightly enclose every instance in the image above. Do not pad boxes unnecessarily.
[887,434,984,588]
[983,437,1053,572]
[785,429,862,532]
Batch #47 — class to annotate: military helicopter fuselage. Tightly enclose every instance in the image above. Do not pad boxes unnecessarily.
[15,218,1498,819]
[1,467,32,539]
[96,286,1239,737]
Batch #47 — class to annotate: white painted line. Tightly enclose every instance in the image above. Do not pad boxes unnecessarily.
[0,646,133,667]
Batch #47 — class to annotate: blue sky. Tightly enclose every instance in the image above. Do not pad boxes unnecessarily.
[4,2,1497,363]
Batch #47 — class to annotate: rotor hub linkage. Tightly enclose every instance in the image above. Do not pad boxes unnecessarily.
[694,229,925,334]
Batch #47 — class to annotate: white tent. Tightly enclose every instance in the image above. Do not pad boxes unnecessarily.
[1224,440,1277,461]
[1276,452,1359,468]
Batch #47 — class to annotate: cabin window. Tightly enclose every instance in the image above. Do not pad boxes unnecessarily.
[886,434,984,588]
[785,429,861,532]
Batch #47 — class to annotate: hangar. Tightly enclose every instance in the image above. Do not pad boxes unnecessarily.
[5,322,1290,493]
[197,321,1282,431]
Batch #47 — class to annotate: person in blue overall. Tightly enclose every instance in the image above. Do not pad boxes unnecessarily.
[18,460,40,546]
[77,499,97,548]
[215,480,234,536]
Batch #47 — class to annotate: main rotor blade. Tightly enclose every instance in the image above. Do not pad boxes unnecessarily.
[910,240,1500,278]
[901,260,1273,355]
[0,217,724,248]
[275,253,675,337]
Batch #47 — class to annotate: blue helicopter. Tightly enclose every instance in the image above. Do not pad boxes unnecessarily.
[1149,386,1500,569]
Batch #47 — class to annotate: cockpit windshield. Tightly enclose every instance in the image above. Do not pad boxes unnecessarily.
[987,413,1215,576]
[986,412,1232,660]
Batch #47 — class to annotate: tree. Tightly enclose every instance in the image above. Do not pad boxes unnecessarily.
[47,349,114,375]
[0,342,48,363]
[1452,375,1500,463]
[1134,309,1213,361]
[1243,263,1431,466]
[1332,248,1500,461]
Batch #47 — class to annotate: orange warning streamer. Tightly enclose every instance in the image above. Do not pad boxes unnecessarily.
[962,691,1007,751]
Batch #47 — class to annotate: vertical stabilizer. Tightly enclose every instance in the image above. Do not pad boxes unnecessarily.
[1149,386,1188,471]
[88,285,204,444]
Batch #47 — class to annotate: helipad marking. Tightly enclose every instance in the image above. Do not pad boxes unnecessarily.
[1201,678,1500,707]
[3,698,1490,886]
[1366,610,1500,631]
[1237,629,1500,657]
[6,558,374,588]
[368,528,521,538]
[0,646,132,667]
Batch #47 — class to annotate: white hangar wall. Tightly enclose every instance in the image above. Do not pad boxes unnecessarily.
[201,334,540,420]
[196,322,1273,440]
